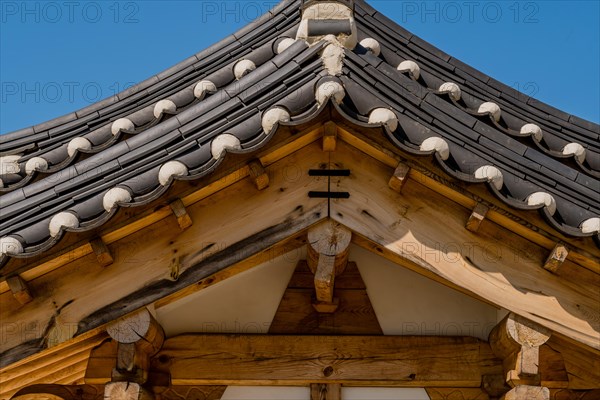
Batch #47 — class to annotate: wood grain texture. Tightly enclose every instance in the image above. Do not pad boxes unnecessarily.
[329,141,600,350]
[158,334,502,387]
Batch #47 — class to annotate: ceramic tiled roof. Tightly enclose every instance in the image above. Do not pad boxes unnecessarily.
[1,0,599,263]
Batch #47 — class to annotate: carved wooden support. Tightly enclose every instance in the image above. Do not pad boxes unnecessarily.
[104,382,154,400]
[388,162,410,193]
[501,385,549,400]
[311,383,341,400]
[322,121,337,152]
[466,203,489,233]
[307,220,352,313]
[543,243,568,273]
[90,237,114,267]
[7,275,32,305]
[489,313,551,386]
[106,308,165,384]
[169,199,193,231]
[248,159,270,190]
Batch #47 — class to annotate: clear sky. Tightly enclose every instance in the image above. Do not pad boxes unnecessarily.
[1,0,599,134]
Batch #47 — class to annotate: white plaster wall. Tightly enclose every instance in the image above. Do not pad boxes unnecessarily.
[350,245,501,340]
[221,386,310,399]
[155,247,305,337]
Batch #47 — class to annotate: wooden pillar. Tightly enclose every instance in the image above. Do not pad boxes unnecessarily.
[489,313,551,386]
[307,220,352,313]
[104,382,154,400]
[106,308,164,384]
[311,383,341,400]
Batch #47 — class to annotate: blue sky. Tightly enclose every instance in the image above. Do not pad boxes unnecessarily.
[1,0,599,134]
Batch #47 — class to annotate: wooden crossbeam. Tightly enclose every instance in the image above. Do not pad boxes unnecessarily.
[311,383,340,400]
[144,334,501,387]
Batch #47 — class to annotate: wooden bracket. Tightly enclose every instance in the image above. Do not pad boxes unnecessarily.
[489,313,551,386]
[466,203,489,233]
[7,275,33,305]
[311,383,341,400]
[307,220,352,313]
[106,308,165,384]
[322,121,337,152]
[90,237,114,267]
[104,382,154,400]
[388,162,410,193]
[248,159,269,190]
[501,385,549,400]
[543,243,568,273]
[169,199,193,231]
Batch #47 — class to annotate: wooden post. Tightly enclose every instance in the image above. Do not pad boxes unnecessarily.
[311,383,341,400]
[7,275,33,305]
[307,220,352,313]
[501,385,549,400]
[169,199,193,231]
[466,203,489,233]
[322,122,337,152]
[543,243,568,273]
[388,162,410,193]
[104,382,154,400]
[106,308,164,383]
[489,313,551,386]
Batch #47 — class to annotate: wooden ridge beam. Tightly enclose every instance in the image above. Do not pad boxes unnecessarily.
[133,334,500,387]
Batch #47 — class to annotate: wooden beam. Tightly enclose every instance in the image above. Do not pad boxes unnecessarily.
[489,313,551,386]
[169,199,193,231]
[90,237,114,267]
[150,334,501,387]
[248,159,269,190]
[153,386,226,400]
[335,124,600,275]
[307,221,352,312]
[466,203,489,233]
[501,385,549,400]
[12,384,104,400]
[0,144,328,363]
[543,243,568,274]
[311,383,340,400]
[426,388,490,400]
[107,308,164,383]
[329,141,600,350]
[388,162,410,193]
[104,382,154,400]
[7,276,32,305]
[322,121,337,152]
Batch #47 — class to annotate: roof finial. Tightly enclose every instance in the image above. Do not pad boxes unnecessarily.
[297,0,357,49]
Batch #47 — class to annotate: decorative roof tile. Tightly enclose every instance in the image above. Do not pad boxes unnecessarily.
[1,0,599,264]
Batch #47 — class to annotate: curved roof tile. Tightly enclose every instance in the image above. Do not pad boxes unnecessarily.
[1,0,598,264]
